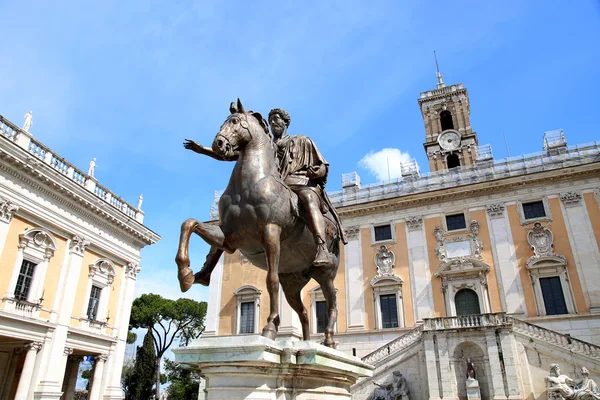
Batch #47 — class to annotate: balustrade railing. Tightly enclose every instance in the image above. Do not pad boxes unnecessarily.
[0,115,143,223]
[13,299,42,318]
[361,325,424,365]
[508,317,600,359]
[422,313,509,331]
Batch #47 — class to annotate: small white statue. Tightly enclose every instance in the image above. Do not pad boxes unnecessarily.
[88,158,96,177]
[137,194,143,210]
[22,111,33,132]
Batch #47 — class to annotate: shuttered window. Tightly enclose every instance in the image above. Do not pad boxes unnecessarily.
[380,294,399,328]
[87,286,102,320]
[540,277,568,315]
[455,289,481,315]
[15,260,36,301]
[523,201,546,219]
[240,301,255,334]
[316,301,328,333]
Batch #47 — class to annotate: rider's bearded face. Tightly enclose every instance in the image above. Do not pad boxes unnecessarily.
[269,114,286,138]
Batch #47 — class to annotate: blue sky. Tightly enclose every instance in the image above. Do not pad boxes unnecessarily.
[1,1,600,309]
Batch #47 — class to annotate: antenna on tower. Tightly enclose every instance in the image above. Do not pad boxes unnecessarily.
[434,50,445,89]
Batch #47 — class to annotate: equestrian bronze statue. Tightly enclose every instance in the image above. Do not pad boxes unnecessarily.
[175,99,346,347]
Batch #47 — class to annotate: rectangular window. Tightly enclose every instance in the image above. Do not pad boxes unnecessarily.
[446,213,466,231]
[240,301,255,334]
[523,201,546,220]
[540,277,568,315]
[14,260,36,301]
[374,225,392,242]
[87,285,102,320]
[316,301,328,333]
[380,294,399,329]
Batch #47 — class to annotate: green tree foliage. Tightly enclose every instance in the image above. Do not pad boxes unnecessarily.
[127,331,157,400]
[127,330,138,344]
[129,294,207,399]
[164,359,199,400]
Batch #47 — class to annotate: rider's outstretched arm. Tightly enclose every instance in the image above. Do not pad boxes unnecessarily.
[184,139,239,161]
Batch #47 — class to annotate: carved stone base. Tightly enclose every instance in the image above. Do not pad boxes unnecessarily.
[173,335,373,399]
[466,378,481,399]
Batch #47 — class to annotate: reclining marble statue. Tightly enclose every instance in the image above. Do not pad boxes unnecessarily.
[546,364,600,400]
[368,371,410,400]
[175,99,346,347]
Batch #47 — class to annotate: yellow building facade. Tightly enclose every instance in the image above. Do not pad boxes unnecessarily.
[0,115,160,400]
[202,78,600,399]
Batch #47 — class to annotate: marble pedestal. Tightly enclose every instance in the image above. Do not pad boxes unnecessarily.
[173,335,373,400]
[466,378,481,399]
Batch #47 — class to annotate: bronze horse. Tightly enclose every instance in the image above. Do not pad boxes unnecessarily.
[175,99,341,347]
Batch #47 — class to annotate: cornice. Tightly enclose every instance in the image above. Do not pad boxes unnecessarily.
[337,162,600,218]
[0,147,160,246]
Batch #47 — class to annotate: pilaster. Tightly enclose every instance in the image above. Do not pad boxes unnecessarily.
[203,255,224,336]
[0,198,18,259]
[559,191,600,311]
[34,236,89,399]
[405,216,434,321]
[498,330,522,399]
[344,226,366,330]
[485,203,525,314]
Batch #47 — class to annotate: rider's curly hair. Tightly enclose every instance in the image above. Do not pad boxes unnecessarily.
[268,108,291,127]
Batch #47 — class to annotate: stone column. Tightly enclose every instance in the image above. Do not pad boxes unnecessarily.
[34,236,89,399]
[63,356,83,400]
[14,342,42,400]
[559,192,600,311]
[405,216,435,321]
[485,331,508,399]
[1,347,23,400]
[102,262,141,400]
[88,355,107,400]
[203,255,224,336]
[498,330,522,399]
[485,204,525,314]
[343,227,366,331]
[423,333,442,400]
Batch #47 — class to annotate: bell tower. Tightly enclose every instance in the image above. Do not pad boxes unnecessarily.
[418,57,478,172]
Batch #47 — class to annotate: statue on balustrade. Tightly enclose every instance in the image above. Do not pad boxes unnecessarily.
[22,110,33,132]
[369,371,410,400]
[546,364,600,400]
[175,99,345,347]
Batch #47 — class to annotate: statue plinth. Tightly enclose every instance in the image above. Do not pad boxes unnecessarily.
[466,377,481,399]
[173,335,373,400]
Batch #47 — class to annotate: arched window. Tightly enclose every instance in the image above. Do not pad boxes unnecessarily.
[455,289,481,315]
[447,153,460,169]
[440,110,454,131]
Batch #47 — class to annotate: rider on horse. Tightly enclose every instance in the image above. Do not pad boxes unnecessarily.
[268,108,348,267]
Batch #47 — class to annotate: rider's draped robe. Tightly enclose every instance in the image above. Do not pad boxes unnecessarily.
[276,134,348,244]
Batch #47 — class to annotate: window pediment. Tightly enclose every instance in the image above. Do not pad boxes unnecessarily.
[370,274,403,287]
[527,254,567,270]
[89,259,116,286]
[19,228,58,261]
[234,285,261,296]
[435,257,490,278]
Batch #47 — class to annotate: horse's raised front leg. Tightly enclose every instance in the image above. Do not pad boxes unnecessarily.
[261,224,282,340]
[175,218,230,292]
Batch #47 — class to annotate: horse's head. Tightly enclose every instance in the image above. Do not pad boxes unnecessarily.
[212,99,270,159]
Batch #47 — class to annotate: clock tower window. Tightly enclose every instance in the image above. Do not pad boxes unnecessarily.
[447,153,460,169]
[440,110,454,131]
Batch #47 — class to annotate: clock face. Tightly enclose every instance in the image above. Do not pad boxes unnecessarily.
[438,131,461,151]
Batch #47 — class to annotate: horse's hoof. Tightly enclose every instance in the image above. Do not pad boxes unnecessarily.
[178,268,195,293]
[261,326,278,341]
[194,270,211,287]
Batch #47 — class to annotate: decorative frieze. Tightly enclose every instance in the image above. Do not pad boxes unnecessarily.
[0,198,19,223]
[485,203,505,219]
[560,191,583,208]
[344,226,361,241]
[69,235,90,256]
[406,216,423,231]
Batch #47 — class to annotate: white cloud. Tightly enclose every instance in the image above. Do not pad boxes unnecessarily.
[358,148,413,181]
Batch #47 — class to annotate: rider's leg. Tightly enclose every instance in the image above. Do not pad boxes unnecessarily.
[194,246,224,286]
[297,190,332,267]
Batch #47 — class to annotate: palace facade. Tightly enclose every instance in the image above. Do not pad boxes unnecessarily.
[202,76,600,399]
[0,115,160,399]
